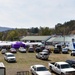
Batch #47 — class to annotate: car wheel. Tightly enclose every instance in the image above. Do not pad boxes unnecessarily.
[31,72,34,75]
[36,56,38,58]
[4,58,6,61]
[49,66,53,72]
[61,72,65,75]
[31,71,34,75]
[71,53,72,56]
[53,51,55,53]
[46,58,48,60]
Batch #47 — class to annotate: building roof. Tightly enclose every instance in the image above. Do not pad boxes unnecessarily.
[47,36,75,43]
[20,36,51,41]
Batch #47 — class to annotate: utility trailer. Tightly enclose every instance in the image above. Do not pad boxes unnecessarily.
[0,62,6,75]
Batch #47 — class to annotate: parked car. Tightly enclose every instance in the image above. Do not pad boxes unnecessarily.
[62,48,68,54]
[35,46,41,53]
[40,45,45,50]
[10,48,17,53]
[45,46,52,53]
[18,47,26,53]
[42,49,50,55]
[30,64,52,75]
[36,52,49,60]
[71,50,75,56]
[28,45,34,52]
[4,52,16,62]
[66,59,75,68]
[28,46,34,52]
[1,48,7,54]
[53,47,61,53]
[55,44,62,50]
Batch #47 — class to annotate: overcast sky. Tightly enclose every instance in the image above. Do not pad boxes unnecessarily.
[0,0,75,28]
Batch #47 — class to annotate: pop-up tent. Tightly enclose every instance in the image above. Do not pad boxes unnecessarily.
[11,41,26,49]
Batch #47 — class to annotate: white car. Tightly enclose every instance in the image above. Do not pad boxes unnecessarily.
[30,64,52,75]
[19,47,26,53]
[10,48,17,53]
[36,52,49,60]
[42,49,50,54]
[71,50,75,56]
[62,48,68,54]
[4,52,16,62]
[28,46,34,52]
[1,49,7,54]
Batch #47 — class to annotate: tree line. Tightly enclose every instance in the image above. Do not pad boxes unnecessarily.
[0,20,75,41]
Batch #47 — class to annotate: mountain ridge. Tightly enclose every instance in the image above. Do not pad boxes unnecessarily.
[0,26,14,32]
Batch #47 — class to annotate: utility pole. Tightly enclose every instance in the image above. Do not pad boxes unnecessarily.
[64,27,65,47]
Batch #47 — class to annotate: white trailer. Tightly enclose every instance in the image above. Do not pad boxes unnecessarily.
[0,62,6,75]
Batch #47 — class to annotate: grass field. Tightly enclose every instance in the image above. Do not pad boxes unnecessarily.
[0,51,75,75]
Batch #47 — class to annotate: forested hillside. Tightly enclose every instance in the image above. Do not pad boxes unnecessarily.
[0,20,75,41]
[55,20,75,35]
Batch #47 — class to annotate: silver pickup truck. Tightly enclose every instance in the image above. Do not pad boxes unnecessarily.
[48,61,75,75]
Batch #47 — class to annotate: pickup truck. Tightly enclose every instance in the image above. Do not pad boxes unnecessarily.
[48,61,75,75]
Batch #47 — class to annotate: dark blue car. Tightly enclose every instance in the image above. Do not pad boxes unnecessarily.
[66,59,75,68]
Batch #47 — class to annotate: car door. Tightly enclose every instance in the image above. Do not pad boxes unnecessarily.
[4,54,7,60]
[40,53,43,59]
[39,53,42,58]
[37,53,40,58]
[53,63,58,72]
[32,66,37,75]
[54,64,60,74]
[55,64,61,74]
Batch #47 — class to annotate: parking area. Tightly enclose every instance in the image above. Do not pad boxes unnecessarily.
[0,50,75,75]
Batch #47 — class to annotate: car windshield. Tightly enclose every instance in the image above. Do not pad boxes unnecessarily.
[12,49,16,51]
[2,49,6,51]
[7,54,14,57]
[11,48,16,50]
[61,64,71,69]
[29,48,33,50]
[37,67,48,71]
[72,61,75,64]
[19,47,24,49]
[55,48,59,50]
[43,50,48,52]
[44,54,48,55]
[63,49,67,50]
